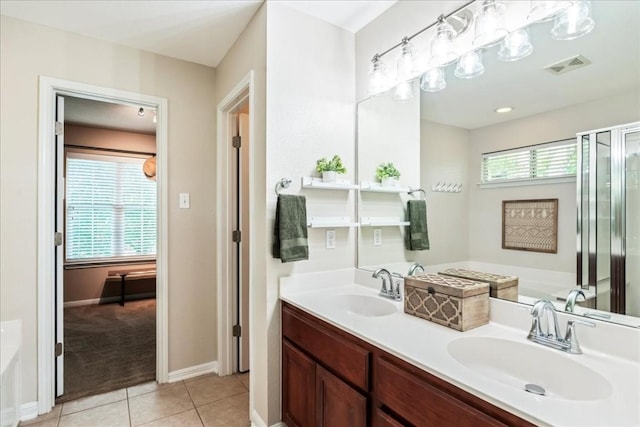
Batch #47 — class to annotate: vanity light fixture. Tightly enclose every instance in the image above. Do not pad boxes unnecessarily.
[420,67,447,92]
[473,0,508,48]
[527,0,571,23]
[366,0,595,100]
[430,16,459,67]
[368,55,391,96]
[551,1,595,40]
[455,50,485,79]
[138,107,145,117]
[498,28,534,62]
[495,106,513,113]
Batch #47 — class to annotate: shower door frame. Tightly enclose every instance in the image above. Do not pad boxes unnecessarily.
[577,122,640,314]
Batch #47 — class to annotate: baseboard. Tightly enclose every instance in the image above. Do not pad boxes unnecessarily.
[251,410,285,427]
[20,401,38,421]
[167,361,217,382]
[63,292,156,308]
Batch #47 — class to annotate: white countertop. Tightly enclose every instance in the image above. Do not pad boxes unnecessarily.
[280,270,640,427]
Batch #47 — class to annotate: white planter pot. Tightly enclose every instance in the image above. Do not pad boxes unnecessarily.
[381,177,399,187]
[322,171,338,183]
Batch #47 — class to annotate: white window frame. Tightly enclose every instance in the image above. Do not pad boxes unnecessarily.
[65,151,157,266]
[479,138,577,188]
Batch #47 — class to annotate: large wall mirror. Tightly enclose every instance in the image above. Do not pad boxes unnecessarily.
[356,1,640,327]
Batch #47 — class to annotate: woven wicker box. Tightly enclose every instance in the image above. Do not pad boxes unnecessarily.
[438,268,519,302]
[404,274,489,332]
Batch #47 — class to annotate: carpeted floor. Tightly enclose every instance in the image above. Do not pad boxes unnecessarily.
[59,299,156,403]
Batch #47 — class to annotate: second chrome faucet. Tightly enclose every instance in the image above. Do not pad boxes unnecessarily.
[528,299,595,354]
[372,268,402,301]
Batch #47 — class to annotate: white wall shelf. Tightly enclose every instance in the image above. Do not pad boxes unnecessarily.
[360,217,410,227]
[307,217,358,228]
[359,181,413,193]
[302,176,359,191]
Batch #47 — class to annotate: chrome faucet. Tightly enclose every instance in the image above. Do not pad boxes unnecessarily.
[564,289,586,312]
[407,263,425,276]
[527,299,595,354]
[372,268,402,301]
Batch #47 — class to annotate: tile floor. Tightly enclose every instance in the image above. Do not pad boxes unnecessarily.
[20,373,250,427]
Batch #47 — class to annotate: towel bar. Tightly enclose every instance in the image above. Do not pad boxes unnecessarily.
[275,178,292,195]
[408,188,427,199]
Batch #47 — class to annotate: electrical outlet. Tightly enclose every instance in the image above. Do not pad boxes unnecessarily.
[326,229,336,249]
[373,228,382,246]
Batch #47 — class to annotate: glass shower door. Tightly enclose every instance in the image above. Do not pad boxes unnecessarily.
[625,130,640,316]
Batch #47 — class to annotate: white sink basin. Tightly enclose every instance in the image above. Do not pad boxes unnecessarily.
[447,337,613,401]
[331,294,397,317]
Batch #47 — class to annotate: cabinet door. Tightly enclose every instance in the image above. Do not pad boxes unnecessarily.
[283,340,316,427]
[316,365,366,427]
[373,408,405,427]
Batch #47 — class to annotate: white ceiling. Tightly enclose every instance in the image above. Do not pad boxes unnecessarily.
[1,0,397,133]
[0,0,396,67]
[420,1,640,129]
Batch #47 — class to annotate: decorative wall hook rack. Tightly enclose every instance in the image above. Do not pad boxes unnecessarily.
[275,178,292,195]
[431,182,462,193]
[407,188,427,199]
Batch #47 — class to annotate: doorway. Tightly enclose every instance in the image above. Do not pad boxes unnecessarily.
[37,76,169,414]
[230,101,250,374]
[57,95,159,402]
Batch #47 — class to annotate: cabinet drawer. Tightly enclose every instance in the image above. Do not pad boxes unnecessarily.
[373,408,405,427]
[376,357,505,427]
[282,305,370,391]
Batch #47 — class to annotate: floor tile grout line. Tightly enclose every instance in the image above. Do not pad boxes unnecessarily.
[59,393,128,417]
[127,395,132,427]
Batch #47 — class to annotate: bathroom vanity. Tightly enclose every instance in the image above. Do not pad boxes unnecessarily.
[282,302,531,426]
[280,270,640,427]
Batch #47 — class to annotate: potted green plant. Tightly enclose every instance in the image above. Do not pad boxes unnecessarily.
[376,162,401,187]
[316,154,347,182]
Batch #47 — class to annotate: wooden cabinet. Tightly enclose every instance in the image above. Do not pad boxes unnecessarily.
[282,340,316,427]
[282,302,533,427]
[316,365,366,427]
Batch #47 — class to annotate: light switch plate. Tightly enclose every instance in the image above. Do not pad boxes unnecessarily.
[373,228,382,246]
[326,229,336,249]
[179,193,190,209]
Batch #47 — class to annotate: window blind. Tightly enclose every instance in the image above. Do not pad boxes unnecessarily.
[66,152,157,263]
[481,139,577,184]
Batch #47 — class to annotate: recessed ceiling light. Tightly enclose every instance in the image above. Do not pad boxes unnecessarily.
[495,107,513,113]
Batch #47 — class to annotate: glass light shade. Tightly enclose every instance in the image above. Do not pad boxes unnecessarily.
[498,28,534,61]
[420,68,446,92]
[454,50,485,79]
[430,20,458,66]
[527,1,571,23]
[551,1,595,40]
[392,81,415,102]
[397,41,420,81]
[368,58,390,96]
[473,0,508,48]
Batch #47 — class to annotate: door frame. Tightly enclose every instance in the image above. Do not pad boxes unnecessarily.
[216,71,254,378]
[37,76,169,414]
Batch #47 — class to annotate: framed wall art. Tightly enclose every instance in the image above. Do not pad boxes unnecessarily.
[502,199,558,253]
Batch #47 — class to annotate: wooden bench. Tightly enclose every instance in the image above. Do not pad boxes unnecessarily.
[107,268,156,306]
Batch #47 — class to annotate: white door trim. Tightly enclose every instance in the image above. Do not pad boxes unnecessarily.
[37,76,169,414]
[216,71,254,379]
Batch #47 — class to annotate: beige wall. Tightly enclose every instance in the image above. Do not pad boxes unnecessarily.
[65,125,156,153]
[265,3,356,424]
[467,92,640,272]
[0,15,217,404]
[214,4,268,421]
[416,120,471,265]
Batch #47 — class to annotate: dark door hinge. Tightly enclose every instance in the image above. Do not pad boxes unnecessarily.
[232,230,241,243]
[232,136,241,148]
[232,324,241,337]
[55,342,63,357]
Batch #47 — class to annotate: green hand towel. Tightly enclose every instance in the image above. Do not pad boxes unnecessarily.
[273,194,309,263]
[406,199,430,251]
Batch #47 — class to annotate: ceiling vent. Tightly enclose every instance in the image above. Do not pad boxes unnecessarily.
[545,55,591,75]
